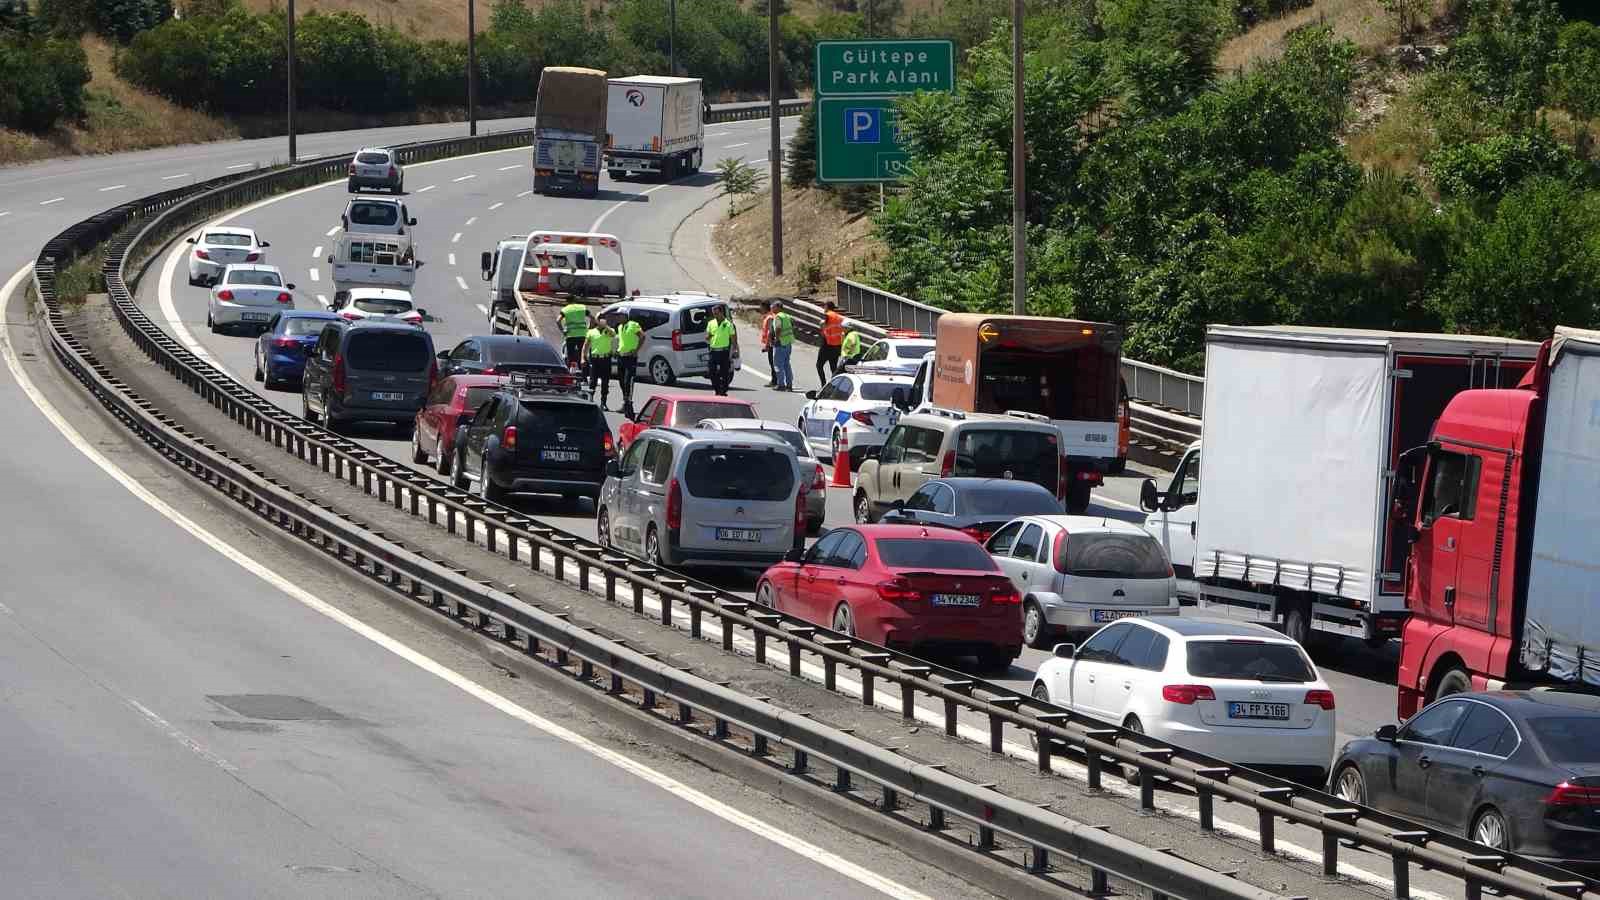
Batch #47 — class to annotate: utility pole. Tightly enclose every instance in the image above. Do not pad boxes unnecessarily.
[287,0,297,162]
[769,0,782,275]
[467,0,477,136]
[669,0,676,76]
[1009,0,1025,315]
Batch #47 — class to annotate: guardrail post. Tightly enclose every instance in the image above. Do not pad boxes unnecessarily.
[900,681,915,720]
[752,733,768,757]
[1258,808,1275,855]
[634,580,646,616]
[790,749,807,775]
[1028,847,1048,874]
[881,786,897,812]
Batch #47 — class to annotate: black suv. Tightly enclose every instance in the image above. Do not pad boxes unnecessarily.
[453,372,614,506]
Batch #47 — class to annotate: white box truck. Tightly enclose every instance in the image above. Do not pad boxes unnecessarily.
[1140,325,1539,646]
[604,76,705,180]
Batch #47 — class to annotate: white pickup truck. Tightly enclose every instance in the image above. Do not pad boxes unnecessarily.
[329,198,418,301]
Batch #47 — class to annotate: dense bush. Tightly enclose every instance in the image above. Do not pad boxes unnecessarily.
[0,32,91,131]
[1428,130,1583,199]
[35,0,171,43]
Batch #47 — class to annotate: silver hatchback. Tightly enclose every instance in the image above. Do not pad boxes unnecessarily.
[597,427,804,568]
[986,515,1179,648]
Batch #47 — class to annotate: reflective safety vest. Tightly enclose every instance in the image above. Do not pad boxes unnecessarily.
[561,303,588,339]
[840,330,862,358]
[586,327,614,356]
[759,312,775,349]
[707,319,735,350]
[772,312,795,347]
[822,310,845,346]
[617,320,643,355]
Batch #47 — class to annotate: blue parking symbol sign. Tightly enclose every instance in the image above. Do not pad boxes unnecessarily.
[844,107,881,143]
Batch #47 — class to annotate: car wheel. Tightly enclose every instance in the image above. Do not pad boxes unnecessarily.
[1121,714,1146,784]
[597,507,613,550]
[479,459,505,504]
[645,525,666,566]
[253,351,264,382]
[1432,666,1473,702]
[853,490,873,524]
[207,311,219,334]
[1471,807,1510,851]
[435,435,452,476]
[1023,600,1051,649]
[1028,681,1053,752]
[976,647,1016,674]
[451,453,470,490]
[831,603,855,637]
[301,391,320,424]
[410,427,428,464]
[648,356,675,386]
[756,580,776,608]
[1334,764,1366,805]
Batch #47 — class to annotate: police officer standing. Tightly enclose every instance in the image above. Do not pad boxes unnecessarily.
[766,300,795,392]
[584,316,617,408]
[706,304,737,396]
[818,300,845,385]
[560,300,589,370]
[614,309,644,415]
[839,324,864,370]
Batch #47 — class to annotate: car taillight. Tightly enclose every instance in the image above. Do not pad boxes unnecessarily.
[502,425,517,451]
[402,311,422,324]
[602,432,615,457]
[989,585,1021,605]
[811,463,825,492]
[274,337,297,348]
[876,577,921,602]
[246,252,261,262]
[481,367,496,375]
[1052,529,1068,574]
[666,477,682,530]
[960,526,991,543]
[939,449,954,477]
[340,312,360,321]
[795,487,806,531]
[1544,783,1600,806]
[276,292,292,304]
[1303,690,1336,710]
[1058,456,1070,501]
[195,249,210,260]
[217,289,234,301]
[331,353,346,395]
[348,163,356,175]
[671,329,684,351]
[387,165,397,178]
[1162,684,1216,705]
[850,410,875,426]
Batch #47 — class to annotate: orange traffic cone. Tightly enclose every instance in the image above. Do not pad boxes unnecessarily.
[831,447,852,487]
[534,265,551,295]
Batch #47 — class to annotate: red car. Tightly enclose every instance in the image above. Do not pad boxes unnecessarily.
[617,393,758,450]
[411,374,506,476]
[756,524,1023,671]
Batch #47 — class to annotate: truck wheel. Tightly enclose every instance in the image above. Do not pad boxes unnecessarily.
[1432,667,1472,702]
[1108,457,1126,475]
[688,150,701,174]
[1283,604,1312,648]
[1066,479,1092,514]
[661,156,678,181]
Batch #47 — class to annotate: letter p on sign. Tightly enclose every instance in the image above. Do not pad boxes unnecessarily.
[844,108,881,143]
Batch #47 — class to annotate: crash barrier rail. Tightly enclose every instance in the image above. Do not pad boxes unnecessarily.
[708,98,810,123]
[32,127,1599,900]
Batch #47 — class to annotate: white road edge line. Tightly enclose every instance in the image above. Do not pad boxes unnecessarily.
[723,143,749,149]
[455,276,470,292]
[589,180,676,233]
[226,163,251,170]
[1,262,930,900]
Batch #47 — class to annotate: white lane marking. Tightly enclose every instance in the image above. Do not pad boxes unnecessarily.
[311,245,323,259]
[325,225,341,237]
[516,190,533,198]
[589,181,675,233]
[0,211,9,218]
[497,165,520,171]
[455,276,470,292]
[476,303,489,316]
[308,269,320,283]
[463,217,477,227]
[451,232,462,244]
[99,184,127,192]
[39,197,64,206]
[226,163,251,170]
[488,202,503,210]
[0,266,930,900]
[316,294,329,308]
[723,143,749,149]
[128,697,239,773]
[448,253,456,266]
[161,173,190,180]
[416,185,436,193]
[452,174,477,183]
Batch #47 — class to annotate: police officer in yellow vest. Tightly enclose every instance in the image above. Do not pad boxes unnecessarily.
[560,301,588,370]
[766,299,795,392]
[584,317,616,408]
[706,304,737,396]
[614,309,645,415]
[839,327,864,370]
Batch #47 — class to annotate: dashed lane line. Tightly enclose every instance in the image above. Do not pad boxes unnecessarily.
[99,184,127,192]
[311,245,323,259]
[497,164,520,171]
[455,275,470,291]
[452,174,477,183]
[39,197,64,206]
[451,232,463,244]
[416,185,437,193]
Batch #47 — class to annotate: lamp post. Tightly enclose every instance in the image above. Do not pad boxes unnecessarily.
[286,0,297,162]
[769,0,782,275]
[468,0,477,136]
[669,0,676,75]
[1010,0,1024,315]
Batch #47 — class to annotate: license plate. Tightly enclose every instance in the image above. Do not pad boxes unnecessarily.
[1228,702,1290,720]
[715,528,761,542]
[540,449,580,463]
[1092,609,1142,623]
[930,593,981,607]
[371,391,405,401]
[241,312,270,322]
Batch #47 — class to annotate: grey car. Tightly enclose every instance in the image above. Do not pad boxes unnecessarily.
[349,147,404,193]
[597,427,804,569]
[695,417,826,535]
[302,319,436,435]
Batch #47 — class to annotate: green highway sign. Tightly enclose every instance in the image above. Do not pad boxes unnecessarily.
[817,97,914,183]
[815,39,955,97]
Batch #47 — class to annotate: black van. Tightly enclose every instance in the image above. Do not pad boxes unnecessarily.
[302,320,436,434]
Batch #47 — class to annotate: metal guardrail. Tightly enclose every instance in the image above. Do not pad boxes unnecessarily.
[708,99,810,122]
[30,126,1600,900]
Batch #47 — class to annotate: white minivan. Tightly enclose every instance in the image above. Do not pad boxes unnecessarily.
[596,293,741,386]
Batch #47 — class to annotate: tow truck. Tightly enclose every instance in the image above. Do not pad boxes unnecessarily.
[481,231,627,336]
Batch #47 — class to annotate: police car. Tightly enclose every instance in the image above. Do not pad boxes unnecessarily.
[843,330,935,378]
[797,372,911,469]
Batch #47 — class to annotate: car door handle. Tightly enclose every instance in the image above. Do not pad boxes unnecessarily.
[1417,755,1432,770]
[1122,681,1132,690]
[1443,537,1457,550]
[836,576,846,585]
[1086,675,1096,683]
[1190,521,1196,538]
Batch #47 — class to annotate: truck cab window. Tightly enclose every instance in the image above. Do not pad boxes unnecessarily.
[1171,452,1200,507]
[1420,450,1478,524]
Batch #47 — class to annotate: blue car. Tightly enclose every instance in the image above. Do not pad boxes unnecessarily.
[254,310,341,389]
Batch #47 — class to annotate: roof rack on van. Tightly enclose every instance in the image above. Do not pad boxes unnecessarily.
[506,370,591,399]
[1005,410,1051,423]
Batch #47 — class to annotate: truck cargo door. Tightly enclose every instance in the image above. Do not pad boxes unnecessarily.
[1412,447,1476,625]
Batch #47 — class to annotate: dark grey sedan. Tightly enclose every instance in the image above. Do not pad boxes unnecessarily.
[1330,691,1600,875]
[879,477,1062,544]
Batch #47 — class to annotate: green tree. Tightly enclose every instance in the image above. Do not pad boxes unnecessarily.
[786,102,817,187]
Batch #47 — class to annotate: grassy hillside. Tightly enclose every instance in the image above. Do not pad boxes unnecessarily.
[240,0,478,41]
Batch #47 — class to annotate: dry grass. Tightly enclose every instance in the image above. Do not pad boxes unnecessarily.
[0,35,236,167]
[715,186,886,298]
[242,0,478,41]
[1218,0,1400,73]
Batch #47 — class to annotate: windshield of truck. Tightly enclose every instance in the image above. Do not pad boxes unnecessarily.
[1185,640,1316,682]
[205,232,252,247]
[1527,716,1600,764]
[348,202,399,228]
[977,343,1118,421]
[345,332,431,372]
[353,297,412,315]
[1059,532,1170,578]
[951,429,1058,486]
[683,448,794,501]
[874,539,997,571]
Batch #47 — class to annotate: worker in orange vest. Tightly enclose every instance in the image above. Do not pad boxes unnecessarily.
[818,300,845,386]
[759,304,778,387]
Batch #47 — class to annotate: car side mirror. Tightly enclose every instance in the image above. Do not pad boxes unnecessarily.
[1139,478,1161,513]
[186,236,197,244]
[415,308,428,319]
[890,387,909,410]
[1052,643,1076,659]
[804,390,817,400]
[407,218,418,227]
[480,251,492,275]
[341,215,348,229]
[863,446,881,460]
[605,459,620,478]
[1375,724,1398,742]
[784,547,804,563]
[437,350,450,361]
[259,240,271,248]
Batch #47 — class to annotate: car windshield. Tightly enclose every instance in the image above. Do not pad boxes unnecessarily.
[283,317,332,337]
[683,448,794,501]
[1185,640,1315,682]
[229,270,282,286]
[891,341,934,359]
[356,152,390,164]
[518,403,605,431]
[875,539,997,571]
[952,429,1059,484]
[1527,716,1600,764]
[673,401,755,425]
[205,232,251,247]
[344,332,431,372]
[349,203,399,227]
[958,486,1059,516]
[490,341,563,365]
[858,382,900,401]
[1060,532,1171,578]
[353,297,412,314]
